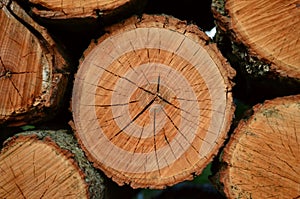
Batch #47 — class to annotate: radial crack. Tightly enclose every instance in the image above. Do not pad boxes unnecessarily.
[112,97,156,138]
[9,78,23,98]
[94,63,156,96]
[153,109,161,175]
[162,109,200,154]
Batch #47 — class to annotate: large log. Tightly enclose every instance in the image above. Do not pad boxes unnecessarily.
[71,14,236,189]
[212,0,300,102]
[0,130,105,198]
[0,1,69,126]
[214,95,300,199]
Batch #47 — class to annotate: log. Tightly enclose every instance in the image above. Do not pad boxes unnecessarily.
[0,130,105,198]
[214,95,300,199]
[71,14,236,189]
[0,1,69,127]
[15,0,147,66]
[20,0,147,25]
[212,0,300,102]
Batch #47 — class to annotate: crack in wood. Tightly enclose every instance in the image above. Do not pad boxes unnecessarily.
[162,127,177,160]
[0,56,38,101]
[156,74,160,93]
[94,63,156,96]
[7,77,23,99]
[140,68,151,85]
[112,97,156,139]
[153,109,161,175]
[0,56,11,78]
[85,100,138,107]
[133,123,145,154]
[39,186,49,199]
[9,165,26,199]
[15,182,26,199]
[162,108,200,154]
[156,94,190,115]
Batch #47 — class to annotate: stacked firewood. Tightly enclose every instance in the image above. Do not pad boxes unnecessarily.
[0,0,299,198]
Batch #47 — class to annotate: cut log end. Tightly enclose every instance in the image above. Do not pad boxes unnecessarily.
[0,130,105,198]
[0,2,68,126]
[219,95,300,199]
[72,14,235,188]
[213,0,300,79]
[27,0,147,23]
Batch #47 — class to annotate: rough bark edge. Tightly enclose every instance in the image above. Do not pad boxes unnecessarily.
[0,0,70,127]
[72,14,236,189]
[2,130,105,199]
[211,0,300,83]
[15,0,147,29]
[211,94,300,198]
[81,14,236,81]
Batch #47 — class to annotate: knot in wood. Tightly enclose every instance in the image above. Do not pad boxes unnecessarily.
[4,70,12,78]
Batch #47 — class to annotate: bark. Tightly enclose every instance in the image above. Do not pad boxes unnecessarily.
[212,95,300,199]
[71,14,236,189]
[16,0,147,27]
[0,0,70,127]
[0,130,105,199]
[212,0,300,103]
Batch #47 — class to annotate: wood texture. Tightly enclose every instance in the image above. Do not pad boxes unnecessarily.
[24,0,146,23]
[72,14,235,188]
[212,0,300,79]
[0,130,105,198]
[218,95,300,199]
[0,1,69,126]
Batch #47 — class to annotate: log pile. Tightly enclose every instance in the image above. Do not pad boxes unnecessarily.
[0,0,299,198]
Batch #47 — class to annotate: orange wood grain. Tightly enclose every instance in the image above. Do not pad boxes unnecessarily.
[0,133,89,198]
[72,14,235,188]
[0,2,68,126]
[26,0,146,20]
[214,0,300,79]
[220,95,300,199]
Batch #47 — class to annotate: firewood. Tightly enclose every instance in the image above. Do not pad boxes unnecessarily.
[214,95,300,199]
[71,14,236,189]
[0,130,105,198]
[21,0,147,25]
[0,1,69,126]
[212,0,300,102]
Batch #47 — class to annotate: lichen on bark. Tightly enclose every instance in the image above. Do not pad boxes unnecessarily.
[12,130,105,199]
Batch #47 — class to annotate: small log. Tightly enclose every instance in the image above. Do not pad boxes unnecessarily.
[71,14,236,189]
[0,1,69,126]
[15,0,147,61]
[0,130,105,198]
[214,95,300,199]
[20,0,147,25]
[212,0,300,102]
